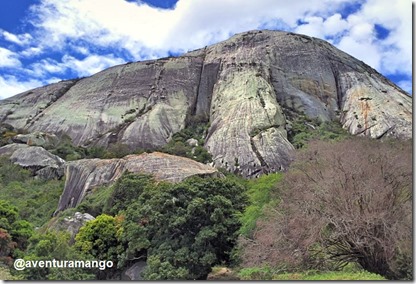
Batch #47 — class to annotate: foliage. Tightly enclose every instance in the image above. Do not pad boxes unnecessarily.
[17,230,95,280]
[0,159,64,227]
[0,265,23,280]
[238,266,276,280]
[272,270,386,280]
[106,173,153,214]
[49,134,87,161]
[121,176,248,280]
[239,137,412,280]
[76,185,114,217]
[0,200,33,260]
[0,157,31,185]
[287,115,349,148]
[74,214,124,264]
[239,173,282,237]
[160,118,212,163]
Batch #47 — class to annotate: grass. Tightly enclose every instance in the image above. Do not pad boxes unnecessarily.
[273,270,386,280]
[238,266,386,280]
[239,173,283,236]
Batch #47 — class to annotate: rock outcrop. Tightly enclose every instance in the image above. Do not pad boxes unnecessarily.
[0,144,65,179]
[48,212,95,243]
[54,152,220,213]
[0,30,411,177]
[12,131,59,148]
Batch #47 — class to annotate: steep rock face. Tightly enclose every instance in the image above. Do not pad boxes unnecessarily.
[0,30,411,177]
[55,152,220,213]
[0,144,65,179]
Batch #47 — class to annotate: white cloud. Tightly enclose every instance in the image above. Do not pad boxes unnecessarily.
[20,47,43,57]
[0,76,43,99]
[0,0,411,98]
[28,0,354,59]
[1,30,33,46]
[0,47,21,68]
[61,54,125,77]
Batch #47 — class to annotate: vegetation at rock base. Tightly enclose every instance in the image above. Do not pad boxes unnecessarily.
[0,157,64,227]
[287,115,349,148]
[239,137,412,280]
[0,117,412,280]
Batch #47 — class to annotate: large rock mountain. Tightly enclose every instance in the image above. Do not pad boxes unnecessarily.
[0,30,411,177]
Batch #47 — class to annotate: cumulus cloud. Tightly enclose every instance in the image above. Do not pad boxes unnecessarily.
[0,0,412,98]
[0,47,21,68]
[1,30,33,46]
[0,75,43,99]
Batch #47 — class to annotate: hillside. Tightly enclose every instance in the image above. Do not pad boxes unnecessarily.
[0,30,412,281]
[0,30,411,178]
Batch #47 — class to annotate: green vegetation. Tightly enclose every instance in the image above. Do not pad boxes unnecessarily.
[160,117,212,163]
[121,176,247,280]
[288,115,349,148]
[272,270,386,280]
[0,115,412,281]
[0,158,64,227]
[239,173,282,237]
[239,137,412,280]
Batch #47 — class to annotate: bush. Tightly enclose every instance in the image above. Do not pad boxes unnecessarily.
[272,270,386,280]
[239,137,412,280]
[287,116,348,148]
[121,176,248,280]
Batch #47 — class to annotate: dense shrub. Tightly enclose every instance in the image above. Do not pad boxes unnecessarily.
[287,116,348,148]
[120,176,247,280]
[239,137,412,280]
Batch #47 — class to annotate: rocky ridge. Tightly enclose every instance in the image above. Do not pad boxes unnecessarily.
[0,30,411,177]
[54,152,220,213]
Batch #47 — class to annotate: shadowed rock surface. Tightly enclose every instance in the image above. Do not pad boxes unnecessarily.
[54,152,221,214]
[0,30,411,177]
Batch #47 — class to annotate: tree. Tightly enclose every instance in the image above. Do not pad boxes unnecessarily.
[21,231,95,280]
[240,137,412,280]
[121,176,248,280]
[75,214,124,263]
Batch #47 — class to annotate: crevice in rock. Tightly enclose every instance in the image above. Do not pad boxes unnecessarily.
[190,49,207,118]
[249,135,268,170]
[376,125,395,140]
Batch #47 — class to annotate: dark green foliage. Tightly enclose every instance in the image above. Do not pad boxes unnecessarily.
[74,215,123,266]
[160,118,212,163]
[18,231,95,280]
[76,185,114,217]
[0,200,33,260]
[106,172,153,214]
[0,164,64,227]
[121,176,248,280]
[0,157,31,185]
[288,116,348,148]
[48,134,88,161]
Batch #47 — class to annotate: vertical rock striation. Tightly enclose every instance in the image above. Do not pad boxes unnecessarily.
[0,30,411,178]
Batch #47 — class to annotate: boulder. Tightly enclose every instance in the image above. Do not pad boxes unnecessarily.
[54,152,221,214]
[2,145,66,179]
[121,261,147,280]
[12,131,59,148]
[46,212,95,243]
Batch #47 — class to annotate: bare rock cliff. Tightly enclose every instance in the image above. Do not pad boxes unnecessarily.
[54,152,220,213]
[0,30,411,177]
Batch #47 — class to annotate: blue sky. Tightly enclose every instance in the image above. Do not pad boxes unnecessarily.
[0,0,412,99]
